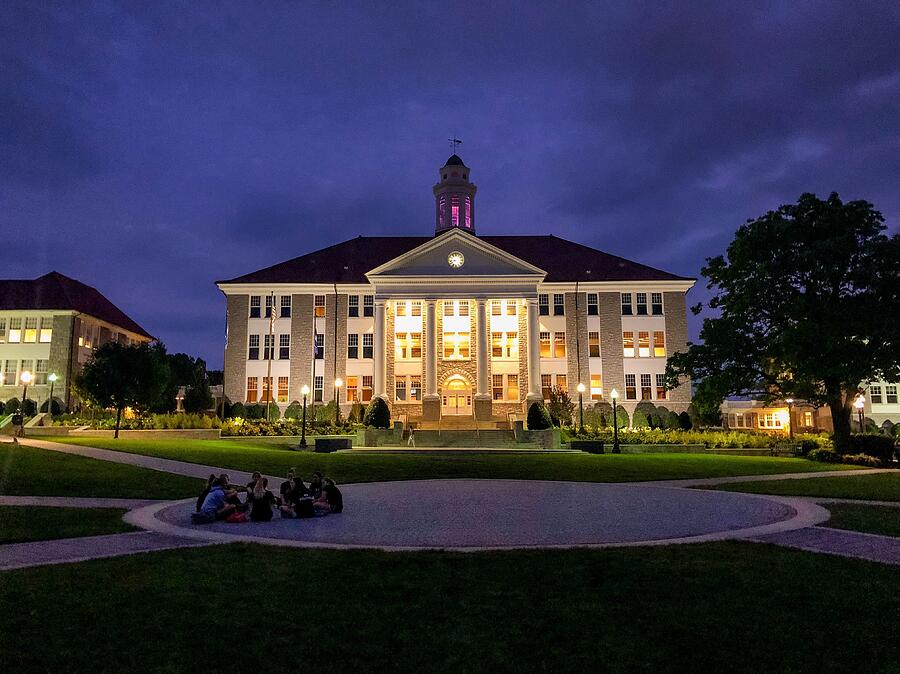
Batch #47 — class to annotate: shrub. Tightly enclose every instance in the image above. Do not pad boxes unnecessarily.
[632,409,650,429]
[808,447,840,463]
[678,411,692,430]
[846,434,896,465]
[0,400,4,415]
[315,400,337,423]
[6,398,20,413]
[796,439,819,456]
[841,453,882,467]
[527,402,553,430]
[585,402,612,428]
[363,397,391,429]
[349,402,365,424]
[39,398,63,415]
[665,410,681,429]
[649,405,669,429]
[265,402,281,421]
[21,399,37,416]
[547,387,575,427]
[245,403,266,420]
[284,401,304,420]
[615,406,629,429]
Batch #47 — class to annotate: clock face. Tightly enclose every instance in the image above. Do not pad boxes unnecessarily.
[447,251,465,268]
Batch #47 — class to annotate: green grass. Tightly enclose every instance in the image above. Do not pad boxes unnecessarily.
[42,436,862,484]
[0,506,136,544]
[1,542,897,672]
[711,472,900,501]
[0,444,203,499]
[822,503,900,537]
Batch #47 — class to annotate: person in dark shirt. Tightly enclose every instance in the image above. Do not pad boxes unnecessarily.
[279,469,296,506]
[308,472,324,500]
[323,478,343,513]
[247,477,276,522]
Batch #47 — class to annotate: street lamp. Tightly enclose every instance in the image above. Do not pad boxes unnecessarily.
[576,382,586,434]
[299,384,310,448]
[854,395,865,433]
[334,378,343,425]
[19,371,32,437]
[785,398,794,442]
[47,373,58,415]
[610,388,621,453]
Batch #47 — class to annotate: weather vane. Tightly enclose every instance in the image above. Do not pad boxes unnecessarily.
[448,136,462,152]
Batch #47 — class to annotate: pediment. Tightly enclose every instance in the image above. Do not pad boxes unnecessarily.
[366,229,545,279]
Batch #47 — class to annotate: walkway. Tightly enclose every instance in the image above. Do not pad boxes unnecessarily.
[1,438,896,568]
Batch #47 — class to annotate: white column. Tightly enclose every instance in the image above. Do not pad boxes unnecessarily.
[374,299,386,398]
[476,298,490,398]
[425,300,438,396]
[526,298,542,401]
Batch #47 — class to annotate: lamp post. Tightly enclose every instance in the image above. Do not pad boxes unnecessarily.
[854,395,865,433]
[610,388,620,453]
[47,373,58,415]
[785,398,794,442]
[334,378,343,425]
[299,384,310,448]
[576,382,586,434]
[19,371,32,437]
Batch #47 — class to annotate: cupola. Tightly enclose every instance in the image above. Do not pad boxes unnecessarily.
[433,154,477,235]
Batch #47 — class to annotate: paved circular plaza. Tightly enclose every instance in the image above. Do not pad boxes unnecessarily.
[130,479,827,551]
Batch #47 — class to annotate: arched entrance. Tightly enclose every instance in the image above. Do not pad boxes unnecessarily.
[441,375,472,416]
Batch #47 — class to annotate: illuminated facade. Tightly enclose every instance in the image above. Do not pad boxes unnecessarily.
[218,154,695,423]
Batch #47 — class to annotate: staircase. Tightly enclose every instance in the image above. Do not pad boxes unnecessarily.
[397,429,541,449]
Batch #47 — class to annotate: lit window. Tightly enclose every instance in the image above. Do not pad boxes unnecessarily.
[439,195,446,228]
[870,385,882,403]
[444,332,470,360]
[623,332,635,358]
[248,334,260,360]
[587,293,598,315]
[409,376,421,401]
[653,331,665,357]
[396,302,407,317]
[491,301,501,316]
[506,300,516,316]
[802,411,813,427]
[411,301,422,317]
[280,295,291,318]
[538,294,549,316]
[361,376,373,402]
[625,374,636,400]
[656,374,667,400]
[410,332,422,358]
[638,332,650,358]
[347,334,358,359]
[465,195,472,228]
[491,332,503,358]
[279,334,290,359]
[362,333,373,359]
[246,377,258,403]
[886,385,898,404]
[363,295,374,317]
[553,294,565,316]
[35,359,48,385]
[641,374,652,400]
[260,377,273,403]
[651,293,663,315]
[591,374,603,400]
[277,377,289,403]
[541,374,552,400]
[760,413,783,429]
[589,332,600,358]
[540,331,551,358]
[314,376,324,402]
[636,293,648,315]
[492,374,504,400]
[346,376,358,403]
[24,317,37,343]
[507,374,519,401]
[39,317,53,343]
[395,377,406,401]
[314,334,324,359]
[0,318,6,343]
[249,296,261,318]
[348,295,359,317]
[621,293,632,315]
[314,295,326,317]
[556,374,567,392]
[451,195,460,226]
[444,301,455,317]
[554,332,566,358]
[458,301,469,316]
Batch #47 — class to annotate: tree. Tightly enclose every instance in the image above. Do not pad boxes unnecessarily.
[667,193,900,453]
[547,387,575,427]
[527,402,552,430]
[364,397,390,429]
[74,342,170,438]
[153,351,214,413]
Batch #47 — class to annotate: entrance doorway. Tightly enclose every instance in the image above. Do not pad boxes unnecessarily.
[442,377,472,416]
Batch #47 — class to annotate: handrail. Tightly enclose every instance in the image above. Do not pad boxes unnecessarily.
[472,403,479,437]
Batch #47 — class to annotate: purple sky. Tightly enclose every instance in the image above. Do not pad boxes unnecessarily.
[2,1,898,367]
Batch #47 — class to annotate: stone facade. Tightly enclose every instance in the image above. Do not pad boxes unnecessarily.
[289,294,314,402]
[436,300,479,397]
[565,292,590,392]
[47,314,77,409]
[598,292,624,399]
[223,294,249,404]
[663,291,691,406]
[322,293,348,404]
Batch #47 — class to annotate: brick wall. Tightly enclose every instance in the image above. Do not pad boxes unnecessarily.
[322,293,348,405]
[289,294,314,403]
[598,292,624,397]
[565,292,590,391]
[663,291,691,404]
[223,294,249,404]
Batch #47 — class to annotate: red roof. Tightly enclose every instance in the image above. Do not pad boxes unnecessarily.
[0,272,153,339]
[218,235,693,285]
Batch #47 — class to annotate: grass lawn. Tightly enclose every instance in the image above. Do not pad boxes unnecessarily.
[0,444,202,499]
[710,472,900,502]
[822,503,900,538]
[1,542,897,672]
[0,506,136,544]
[42,436,862,484]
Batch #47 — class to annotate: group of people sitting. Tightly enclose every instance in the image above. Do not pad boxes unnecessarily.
[193,469,343,524]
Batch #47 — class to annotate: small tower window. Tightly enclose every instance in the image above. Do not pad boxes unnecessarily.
[451,195,460,227]
[439,195,446,228]
[465,195,472,229]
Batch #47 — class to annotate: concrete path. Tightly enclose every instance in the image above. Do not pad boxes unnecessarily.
[0,531,217,571]
[0,496,163,509]
[636,467,893,488]
[753,527,900,565]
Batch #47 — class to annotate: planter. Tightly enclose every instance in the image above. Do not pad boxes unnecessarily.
[315,437,352,453]
[570,440,605,454]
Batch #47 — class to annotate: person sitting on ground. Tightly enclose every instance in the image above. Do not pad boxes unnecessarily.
[308,472,324,500]
[247,477,276,522]
[219,473,249,510]
[313,477,343,514]
[199,477,239,521]
[196,474,217,512]
[246,471,262,491]
[279,469,296,507]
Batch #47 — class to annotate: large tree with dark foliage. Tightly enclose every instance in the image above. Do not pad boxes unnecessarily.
[154,352,214,413]
[74,342,170,437]
[667,193,899,453]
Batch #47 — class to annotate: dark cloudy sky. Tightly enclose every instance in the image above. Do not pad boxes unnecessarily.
[2,1,898,367]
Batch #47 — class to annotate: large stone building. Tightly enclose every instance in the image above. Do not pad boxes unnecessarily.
[217,154,695,423]
[0,271,153,411]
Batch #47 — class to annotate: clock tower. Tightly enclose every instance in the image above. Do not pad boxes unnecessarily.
[433,154,477,235]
